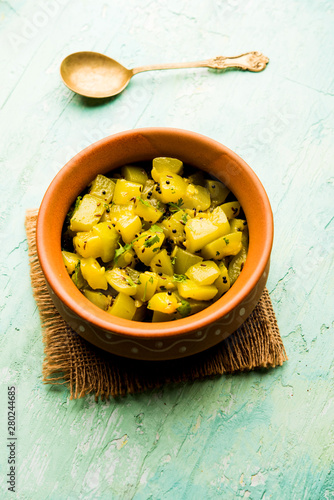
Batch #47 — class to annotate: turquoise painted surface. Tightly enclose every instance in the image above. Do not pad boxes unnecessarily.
[0,1,333,498]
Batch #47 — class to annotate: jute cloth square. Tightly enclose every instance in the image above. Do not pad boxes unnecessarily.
[26,210,287,399]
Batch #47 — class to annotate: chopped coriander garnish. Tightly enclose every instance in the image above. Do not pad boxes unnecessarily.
[168,198,184,212]
[173,274,187,283]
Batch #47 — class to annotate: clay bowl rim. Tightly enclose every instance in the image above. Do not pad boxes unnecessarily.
[36,127,273,340]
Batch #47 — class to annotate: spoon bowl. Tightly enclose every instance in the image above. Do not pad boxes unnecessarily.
[60,51,269,99]
[60,51,133,98]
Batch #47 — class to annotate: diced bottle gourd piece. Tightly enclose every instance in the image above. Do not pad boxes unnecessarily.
[134,197,164,224]
[73,231,101,259]
[116,215,142,244]
[73,222,119,263]
[134,272,159,302]
[70,194,104,232]
[141,179,155,198]
[109,203,135,222]
[108,293,137,320]
[62,251,80,275]
[151,157,183,181]
[205,180,230,207]
[105,268,137,295]
[185,260,220,285]
[132,228,165,266]
[208,206,231,236]
[80,257,108,290]
[153,173,187,204]
[161,210,188,245]
[228,245,248,285]
[121,165,148,185]
[89,174,115,203]
[182,183,211,211]
[113,179,143,205]
[147,292,179,314]
[92,222,120,262]
[171,246,203,275]
[184,216,222,253]
[71,265,86,289]
[177,280,218,301]
[83,289,111,310]
[230,218,247,233]
[213,262,231,299]
[150,249,174,276]
[156,274,177,292]
[201,231,242,260]
[220,201,241,219]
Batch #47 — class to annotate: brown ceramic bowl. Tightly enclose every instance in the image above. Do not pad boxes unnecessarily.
[36,128,273,360]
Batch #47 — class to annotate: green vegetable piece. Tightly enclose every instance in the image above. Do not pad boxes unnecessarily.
[182,183,211,211]
[89,174,115,203]
[228,245,248,285]
[205,180,230,207]
[70,194,105,232]
[171,246,203,275]
[121,165,148,185]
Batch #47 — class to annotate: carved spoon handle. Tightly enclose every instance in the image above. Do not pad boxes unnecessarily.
[131,51,269,75]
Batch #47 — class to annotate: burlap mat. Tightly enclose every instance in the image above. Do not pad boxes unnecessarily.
[25,209,287,399]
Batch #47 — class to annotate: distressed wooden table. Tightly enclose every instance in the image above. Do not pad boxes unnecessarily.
[1,1,333,498]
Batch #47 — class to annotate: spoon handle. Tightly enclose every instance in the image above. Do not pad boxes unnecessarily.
[131,51,269,75]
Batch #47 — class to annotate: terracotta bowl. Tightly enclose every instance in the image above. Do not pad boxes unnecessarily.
[36,128,273,361]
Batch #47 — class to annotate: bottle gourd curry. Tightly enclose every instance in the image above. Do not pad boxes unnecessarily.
[61,158,248,322]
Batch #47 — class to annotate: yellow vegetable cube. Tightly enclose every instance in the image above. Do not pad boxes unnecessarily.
[161,210,188,245]
[150,249,174,276]
[213,262,231,299]
[70,194,104,232]
[151,157,183,181]
[89,174,115,203]
[134,197,164,224]
[201,232,242,260]
[121,165,148,185]
[134,272,159,302]
[83,289,111,310]
[108,293,137,320]
[156,274,177,292]
[73,222,119,263]
[109,203,135,222]
[132,228,165,266]
[221,201,241,219]
[147,292,179,314]
[185,261,220,285]
[105,268,137,295]
[92,222,119,262]
[208,206,231,236]
[62,251,80,275]
[184,216,220,253]
[153,173,187,204]
[177,280,218,301]
[230,218,247,233]
[113,179,143,205]
[182,183,211,211]
[116,215,142,244]
[80,257,108,290]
